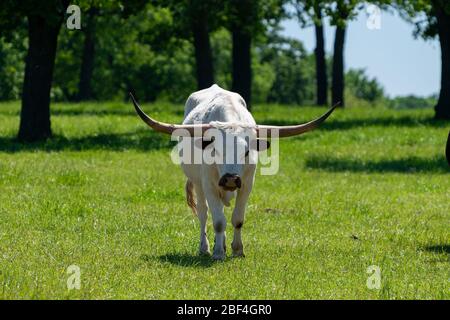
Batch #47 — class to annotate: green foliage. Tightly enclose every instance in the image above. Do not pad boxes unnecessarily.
[209,28,315,105]
[324,0,361,27]
[0,0,438,107]
[0,0,70,34]
[0,32,26,100]
[346,68,385,103]
[52,5,196,102]
[0,2,313,104]
[211,29,233,89]
[226,0,288,35]
[388,94,437,109]
[293,0,328,29]
[260,34,315,104]
[52,27,83,101]
[394,0,450,39]
[395,0,437,39]
[49,6,317,105]
[0,101,448,299]
[152,0,225,37]
[321,0,392,27]
[252,58,277,104]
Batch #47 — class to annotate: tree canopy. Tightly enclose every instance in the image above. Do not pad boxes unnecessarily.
[0,0,447,138]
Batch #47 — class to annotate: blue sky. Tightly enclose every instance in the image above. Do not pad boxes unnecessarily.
[280,8,440,97]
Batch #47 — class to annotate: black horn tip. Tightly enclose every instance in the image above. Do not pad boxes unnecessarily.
[129,91,137,102]
[331,101,341,109]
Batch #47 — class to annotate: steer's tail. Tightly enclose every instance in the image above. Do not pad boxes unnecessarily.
[185,179,197,215]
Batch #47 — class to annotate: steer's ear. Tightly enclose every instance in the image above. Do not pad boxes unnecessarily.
[256,139,270,152]
[202,139,214,150]
[194,137,215,150]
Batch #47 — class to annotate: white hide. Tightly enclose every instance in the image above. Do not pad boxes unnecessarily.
[181,84,257,260]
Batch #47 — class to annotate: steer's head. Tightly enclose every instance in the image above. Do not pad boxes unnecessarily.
[129,93,338,191]
[198,125,269,191]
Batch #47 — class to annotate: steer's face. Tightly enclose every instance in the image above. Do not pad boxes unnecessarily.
[202,128,268,191]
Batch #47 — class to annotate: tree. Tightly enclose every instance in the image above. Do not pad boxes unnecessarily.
[0,0,149,141]
[153,0,225,90]
[432,1,450,119]
[52,4,198,103]
[346,68,385,103]
[228,0,255,108]
[313,2,328,106]
[396,0,450,119]
[259,32,315,104]
[77,7,98,101]
[75,1,146,101]
[226,0,286,109]
[76,0,149,101]
[325,0,360,108]
[324,0,391,108]
[0,1,70,141]
[294,0,328,106]
[191,1,217,89]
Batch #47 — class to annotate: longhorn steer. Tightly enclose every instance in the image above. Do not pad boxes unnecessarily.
[130,84,336,260]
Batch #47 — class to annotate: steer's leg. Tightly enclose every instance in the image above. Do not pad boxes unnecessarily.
[231,186,251,257]
[204,192,226,261]
[194,183,210,256]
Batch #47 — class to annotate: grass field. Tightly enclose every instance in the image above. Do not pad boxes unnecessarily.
[0,101,448,299]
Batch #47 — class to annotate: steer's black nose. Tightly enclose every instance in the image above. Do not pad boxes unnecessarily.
[218,173,241,191]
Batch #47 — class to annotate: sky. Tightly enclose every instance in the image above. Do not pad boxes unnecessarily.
[280,7,440,98]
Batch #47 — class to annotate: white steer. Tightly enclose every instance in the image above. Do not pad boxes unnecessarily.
[130,84,336,260]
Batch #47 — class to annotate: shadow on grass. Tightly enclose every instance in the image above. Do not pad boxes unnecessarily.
[305,156,449,173]
[0,106,185,117]
[424,245,450,256]
[0,129,175,153]
[258,116,448,131]
[52,109,185,117]
[141,253,216,268]
[52,109,137,117]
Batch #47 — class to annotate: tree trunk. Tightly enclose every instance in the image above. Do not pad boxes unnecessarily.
[433,2,450,120]
[231,29,252,109]
[18,15,62,142]
[332,25,346,108]
[230,0,253,109]
[77,8,98,101]
[314,6,328,106]
[192,12,214,90]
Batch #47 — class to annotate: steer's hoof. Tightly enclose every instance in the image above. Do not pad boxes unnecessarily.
[232,251,245,258]
[231,241,244,258]
[199,249,211,257]
[212,252,226,261]
[199,242,210,256]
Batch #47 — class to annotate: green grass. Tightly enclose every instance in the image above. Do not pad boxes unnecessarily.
[0,101,448,299]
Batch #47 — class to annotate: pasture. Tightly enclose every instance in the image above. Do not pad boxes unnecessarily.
[0,101,448,299]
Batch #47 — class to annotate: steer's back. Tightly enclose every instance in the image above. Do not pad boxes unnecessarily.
[183,84,253,125]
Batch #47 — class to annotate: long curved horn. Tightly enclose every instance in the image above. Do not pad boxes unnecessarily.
[256,103,339,138]
[130,92,211,136]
